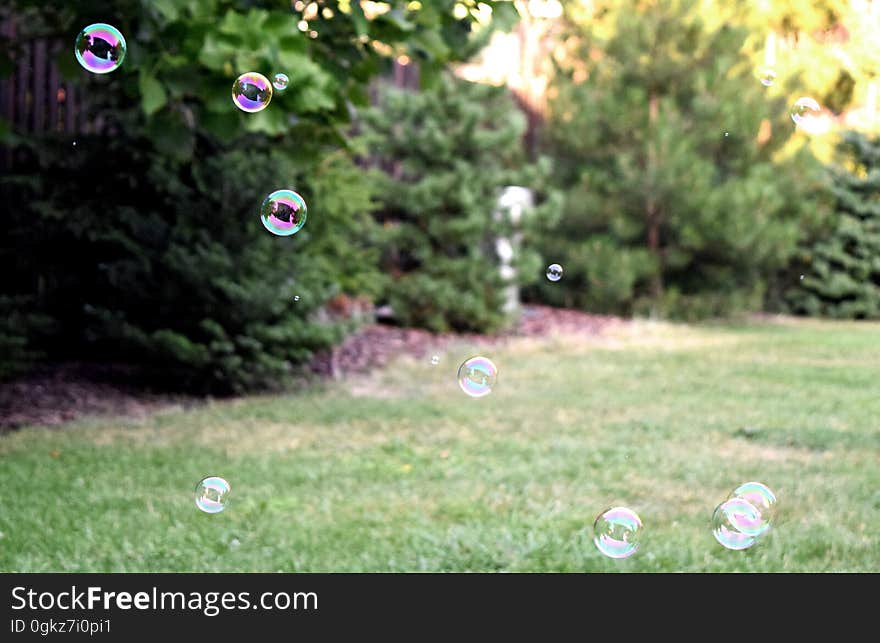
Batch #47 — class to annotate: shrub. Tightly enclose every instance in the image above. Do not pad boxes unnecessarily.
[361,74,557,332]
[0,0,507,390]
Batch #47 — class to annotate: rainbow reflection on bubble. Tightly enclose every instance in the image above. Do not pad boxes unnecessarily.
[728,481,776,536]
[712,497,760,550]
[195,476,230,514]
[232,72,273,113]
[260,189,308,236]
[74,23,126,74]
[593,507,643,559]
[457,356,497,398]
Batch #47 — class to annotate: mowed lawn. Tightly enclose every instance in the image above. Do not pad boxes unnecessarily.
[1,319,878,572]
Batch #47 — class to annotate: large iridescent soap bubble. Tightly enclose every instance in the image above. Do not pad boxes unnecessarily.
[232,72,273,113]
[457,356,498,398]
[728,481,776,537]
[75,23,127,74]
[260,189,308,236]
[593,507,643,559]
[712,497,760,550]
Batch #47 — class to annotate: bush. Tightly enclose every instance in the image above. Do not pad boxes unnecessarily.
[0,0,507,391]
[361,74,557,333]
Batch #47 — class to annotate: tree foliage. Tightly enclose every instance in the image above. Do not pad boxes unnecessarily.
[537,0,828,318]
[0,0,516,389]
[786,131,880,318]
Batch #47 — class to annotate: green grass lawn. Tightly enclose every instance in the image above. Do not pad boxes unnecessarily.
[1,318,878,572]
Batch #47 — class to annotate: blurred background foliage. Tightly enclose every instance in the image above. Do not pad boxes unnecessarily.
[1,0,879,390]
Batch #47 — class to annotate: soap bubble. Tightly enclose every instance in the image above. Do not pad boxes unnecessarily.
[546,263,563,282]
[712,497,760,550]
[759,68,776,87]
[593,507,643,559]
[728,481,776,536]
[74,23,126,74]
[457,356,497,398]
[195,476,230,514]
[232,72,272,113]
[790,97,821,127]
[272,72,289,92]
[294,295,300,302]
[260,189,308,236]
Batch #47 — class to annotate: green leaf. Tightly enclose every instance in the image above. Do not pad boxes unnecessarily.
[139,71,168,116]
[349,1,369,37]
[411,30,450,61]
[375,9,415,32]
[54,46,81,80]
[151,0,180,21]
[489,0,521,32]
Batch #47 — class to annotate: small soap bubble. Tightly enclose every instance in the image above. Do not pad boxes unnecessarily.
[759,68,776,87]
[75,23,126,74]
[791,97,821,127]
[546,263,563,282]
[431,355,440,365]
[712,497,759,550]
[260,189,308,236]
[272,72,289,92]
[457,356,497,398]
[294,295,300,302]
[593,507,643,559]
[232,72,273,113]
[195,476,230,514]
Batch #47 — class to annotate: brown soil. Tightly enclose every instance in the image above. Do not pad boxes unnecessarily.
[0,306,619,431]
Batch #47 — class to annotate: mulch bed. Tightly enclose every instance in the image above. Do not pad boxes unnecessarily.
[0,306,619,431]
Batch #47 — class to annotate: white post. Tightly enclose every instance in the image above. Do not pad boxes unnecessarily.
[494,186,534,316]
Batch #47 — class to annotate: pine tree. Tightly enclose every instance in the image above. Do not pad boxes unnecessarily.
[538,0,827,318]
[362,74,552,332]
[787,132,880,318]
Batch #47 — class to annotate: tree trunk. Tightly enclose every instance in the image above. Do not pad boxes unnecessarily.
[646,93,663,310]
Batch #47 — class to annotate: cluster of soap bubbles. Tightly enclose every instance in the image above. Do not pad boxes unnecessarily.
[712,482,777,550]
[231,71,290,111]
